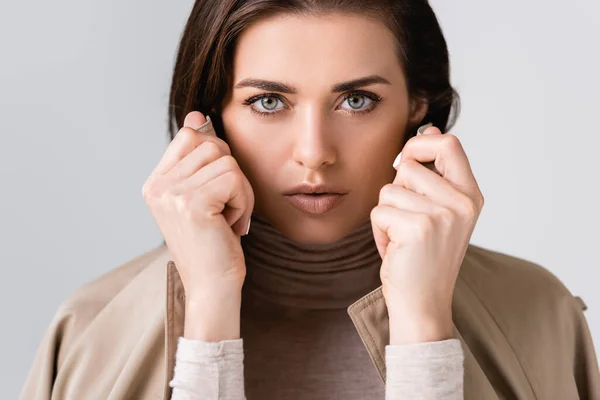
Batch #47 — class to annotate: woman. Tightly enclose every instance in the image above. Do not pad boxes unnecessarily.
[21,0,600,399]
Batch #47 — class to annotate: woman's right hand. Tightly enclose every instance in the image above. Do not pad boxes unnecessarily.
[142,111,254,340]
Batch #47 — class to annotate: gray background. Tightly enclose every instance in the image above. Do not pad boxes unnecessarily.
[1,0,598,397]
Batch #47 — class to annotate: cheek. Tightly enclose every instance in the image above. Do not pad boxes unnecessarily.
[222,102,277,152]
[356,146,397,186]
[347,128,403,198]
[220,109,283,190]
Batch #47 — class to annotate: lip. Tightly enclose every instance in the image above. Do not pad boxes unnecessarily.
[283,183,347,195]
[283,193,347,215]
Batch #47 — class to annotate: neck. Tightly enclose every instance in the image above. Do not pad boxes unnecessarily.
[240,212,382,310]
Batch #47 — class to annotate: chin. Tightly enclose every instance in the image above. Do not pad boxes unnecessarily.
[269,206,367,244]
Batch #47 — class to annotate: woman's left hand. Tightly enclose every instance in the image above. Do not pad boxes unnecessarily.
[370,124,484,345]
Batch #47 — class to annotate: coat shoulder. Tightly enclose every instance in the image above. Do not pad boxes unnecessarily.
[60,243,169,315]
[458,243,588,348]
[52,243,171,351]
[21,243,172,398]
[460,243,582,314]
[457,247,600,398]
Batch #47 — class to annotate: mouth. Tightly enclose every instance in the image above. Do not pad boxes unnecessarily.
[283,193,347,215]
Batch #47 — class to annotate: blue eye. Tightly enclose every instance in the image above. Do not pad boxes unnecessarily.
[339,92,381,115]
[242,91,382,118]
[246,95,285,116]
[341,94,371,110]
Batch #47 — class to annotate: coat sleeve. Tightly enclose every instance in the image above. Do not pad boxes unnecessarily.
[19,304,76,400]
[572,296,600,399]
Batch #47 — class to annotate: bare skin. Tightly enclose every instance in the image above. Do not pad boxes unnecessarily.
[143,12,484,344]
[220,13,426,244]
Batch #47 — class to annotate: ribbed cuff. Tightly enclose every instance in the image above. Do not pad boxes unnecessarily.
[170,337,245,399]
[385,339,464,399]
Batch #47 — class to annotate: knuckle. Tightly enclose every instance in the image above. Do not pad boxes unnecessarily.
[370,205,378,218]
[246,180,256,205]
[220,155,240,171]
[379,184,396,202]
[200,139,219,151]
[177,127,199,145]
[405,135,418,147]
[456,194,478,219]
[200,136,231,156]
[174,192,196,214]
[141,178,162,202]
[478,192,485,209]
[228,169,244,188]
[141,180,152,200]
[219,140,233,156]
[413,213,435,238]
[401,159,418,173]
[199,140,222,158]
[370,205,383,223]
[395,160,409,178]
[434,206,455,225]
[442,134,462,151]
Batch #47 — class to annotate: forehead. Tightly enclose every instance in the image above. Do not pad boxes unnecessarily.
[231,13,402,90]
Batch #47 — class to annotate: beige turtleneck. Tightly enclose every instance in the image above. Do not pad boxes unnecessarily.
[169,211,464,399]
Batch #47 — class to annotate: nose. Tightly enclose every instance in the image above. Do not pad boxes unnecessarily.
[291,111,337,170]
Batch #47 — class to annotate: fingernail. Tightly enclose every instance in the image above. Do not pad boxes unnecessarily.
[417,122,433,135]
[245,218,251,235]
[392,151,402,169]
[196,115,213,133]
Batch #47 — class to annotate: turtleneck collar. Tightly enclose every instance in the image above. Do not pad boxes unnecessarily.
[240,211,382,310]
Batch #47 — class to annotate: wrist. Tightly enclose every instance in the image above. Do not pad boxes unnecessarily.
[388,309,453,345]
[184,289,242,342]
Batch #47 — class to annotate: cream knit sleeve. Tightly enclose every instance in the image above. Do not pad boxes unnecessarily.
[385,338,465,399]
[169,336,464,399]
[169,336,246,400]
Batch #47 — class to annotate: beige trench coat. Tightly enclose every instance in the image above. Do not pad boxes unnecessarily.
[20,243,600,399]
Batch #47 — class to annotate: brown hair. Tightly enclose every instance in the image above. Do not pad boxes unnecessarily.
[167,0,460,146]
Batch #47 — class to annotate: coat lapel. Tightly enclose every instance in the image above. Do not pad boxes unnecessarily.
[346,284,500,398]
[346,275,537,399]
[164,260,186,400]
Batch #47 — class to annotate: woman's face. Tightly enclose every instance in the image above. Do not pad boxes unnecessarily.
[220,12,427,244]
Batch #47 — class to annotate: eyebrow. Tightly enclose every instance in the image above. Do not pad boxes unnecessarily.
[234,74,391,94]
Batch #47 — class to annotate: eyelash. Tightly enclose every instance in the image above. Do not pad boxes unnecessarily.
[242,90,383,118]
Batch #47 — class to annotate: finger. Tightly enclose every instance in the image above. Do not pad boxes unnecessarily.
[183,111,208,131]
[230,178,254,236]
[174,155,254,235]
[416,122,440,136]
[186,112,217,137]
[370,205,426,260]
[392,123,442,174]
[152,110,208,175]
[379,184,439,214]
[393,159,471,212]
[200,171,250,235]
[167,141,224,181]
[152,114,230,176]
[416,124,442,174]
[394,133,478,194]
[174,154,236,193]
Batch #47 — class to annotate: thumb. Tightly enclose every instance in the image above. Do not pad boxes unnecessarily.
[415,122,442,176]
[417,122,442,136]
[183,111,209,131]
